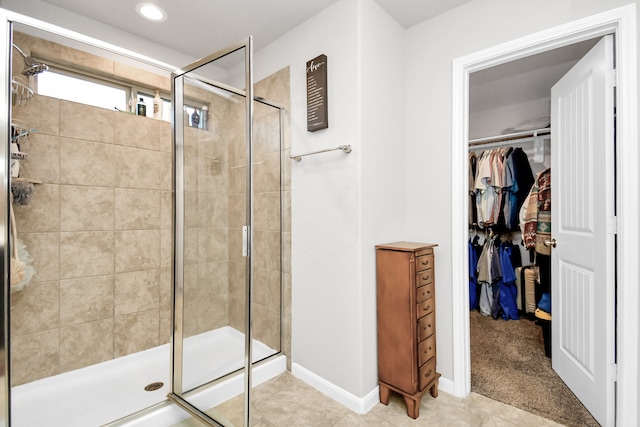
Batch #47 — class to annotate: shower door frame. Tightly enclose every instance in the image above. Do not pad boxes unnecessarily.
[169,37,259,427]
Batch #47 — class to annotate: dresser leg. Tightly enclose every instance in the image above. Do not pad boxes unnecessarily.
[430,377,439,398]
[379,383,390,405]
[403,395,420,419]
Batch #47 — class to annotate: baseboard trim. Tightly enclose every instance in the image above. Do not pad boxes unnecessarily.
[291,363,379,414]
[437,376,455,396]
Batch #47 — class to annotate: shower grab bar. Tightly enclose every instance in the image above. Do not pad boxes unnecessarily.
[290,145,352,162]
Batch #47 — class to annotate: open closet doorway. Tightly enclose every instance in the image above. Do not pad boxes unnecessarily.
[467,37,602,427]
[451,6,639,427]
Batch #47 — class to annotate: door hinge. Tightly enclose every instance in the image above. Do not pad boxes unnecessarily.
[242,225,250,257]
[607,216,618,234]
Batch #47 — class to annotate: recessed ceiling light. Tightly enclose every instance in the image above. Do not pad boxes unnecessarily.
[135,3,167,22]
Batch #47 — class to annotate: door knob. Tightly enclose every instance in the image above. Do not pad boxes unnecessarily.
[544,238,557,248]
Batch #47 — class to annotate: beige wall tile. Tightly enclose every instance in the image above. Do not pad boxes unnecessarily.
[11,329,59,386]
[10,280,60,336]
[184,126,198,158]
[60,231,114,279]
[60,45,114,74]
[283,273,292,317]
[159,120,172,153]
[184,228,199,266]
[253,152,280,193]
[253,112,281,156]
[113,145,167,190]
[160,267,172,308]
[60,275,114,326]
[14,183,59,233]
[115,269,160,316]
[114,61,170,91]
[283,232,291,275]
[161,228,172,269]
[15,32,62,65]
[198,261,229,297]
[198,129,227,161]
[184,191,198,229]
[161,191,172,229]
[17,133,60,184]
[229,161,246,195]
[227,194,246,228]
[60,138,115,186]
[198,192,228,229]
[197,227,228,263]
[60,185,114,231]
[253,230,268,270]
[60,318,114,373]
[159,306,172,345]
[20,232,59,282]
[12,95,60,137]
[184,156,198,191]
[198,157,227,194]
[266,191,281,231]
[252,305,280,351]
[266,269,282,313]
[115,230,160,272]
[228,226,244,264]
[114,113,161,151]
[253,267,268,307]
[115,188,160,230]
[60,101,115,143]
[253,192,268,230]
[283,190,291,232]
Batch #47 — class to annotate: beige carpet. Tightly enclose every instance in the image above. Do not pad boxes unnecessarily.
[470,310,600,427]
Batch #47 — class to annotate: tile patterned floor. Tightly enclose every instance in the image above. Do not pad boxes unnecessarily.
[174,372,565,426]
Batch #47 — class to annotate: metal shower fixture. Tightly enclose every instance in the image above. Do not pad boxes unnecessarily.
[12,43,49,76]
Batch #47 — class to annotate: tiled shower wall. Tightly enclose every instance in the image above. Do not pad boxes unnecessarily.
[10,32,291,385]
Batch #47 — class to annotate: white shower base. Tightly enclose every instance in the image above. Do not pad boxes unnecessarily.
[11,326,285,427]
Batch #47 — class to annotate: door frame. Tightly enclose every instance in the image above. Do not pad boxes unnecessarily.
[450,4,638,425]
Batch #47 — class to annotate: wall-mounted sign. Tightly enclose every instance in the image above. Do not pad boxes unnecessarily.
[306,54,328,132]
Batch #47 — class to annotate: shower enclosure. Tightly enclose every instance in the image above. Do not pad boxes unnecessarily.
[2,10,289,427]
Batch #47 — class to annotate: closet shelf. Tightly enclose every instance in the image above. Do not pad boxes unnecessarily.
[469,127,550,147]
[11,77,33,107]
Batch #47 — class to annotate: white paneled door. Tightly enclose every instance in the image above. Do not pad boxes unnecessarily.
[550,35,615,426]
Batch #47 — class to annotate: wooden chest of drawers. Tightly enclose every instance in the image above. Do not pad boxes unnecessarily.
[375,242,440,419]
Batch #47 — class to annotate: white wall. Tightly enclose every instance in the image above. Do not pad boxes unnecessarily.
[404,0,640,388]
[254,0,406,399]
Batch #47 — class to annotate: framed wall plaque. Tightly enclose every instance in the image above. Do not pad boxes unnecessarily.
[306,54,328,132]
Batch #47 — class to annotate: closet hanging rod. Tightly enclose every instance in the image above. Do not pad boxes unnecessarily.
[468,127,550,147]
[290,145,352,162]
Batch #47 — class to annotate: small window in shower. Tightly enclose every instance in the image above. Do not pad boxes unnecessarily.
[37,69,128,111]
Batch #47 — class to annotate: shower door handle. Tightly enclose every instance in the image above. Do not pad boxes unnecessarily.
[242,226,249,257]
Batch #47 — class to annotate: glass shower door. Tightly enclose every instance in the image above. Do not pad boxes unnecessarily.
[170,38,254,426]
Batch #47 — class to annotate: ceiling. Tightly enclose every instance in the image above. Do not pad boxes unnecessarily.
[33,0,473,59]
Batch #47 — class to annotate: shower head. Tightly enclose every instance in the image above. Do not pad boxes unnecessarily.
[12,43,49,76]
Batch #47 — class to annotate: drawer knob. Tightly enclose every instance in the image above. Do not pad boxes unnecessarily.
[422,275,430,280]
[423,305,430,311]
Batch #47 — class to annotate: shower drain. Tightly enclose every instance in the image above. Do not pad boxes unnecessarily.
[144,382,164,392]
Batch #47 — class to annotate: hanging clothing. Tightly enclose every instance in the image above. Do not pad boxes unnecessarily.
[498,242,520,320]
[521,168,551,255]
[469,152,477,226]
[469,239,479,310]
[472,147,535,230]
